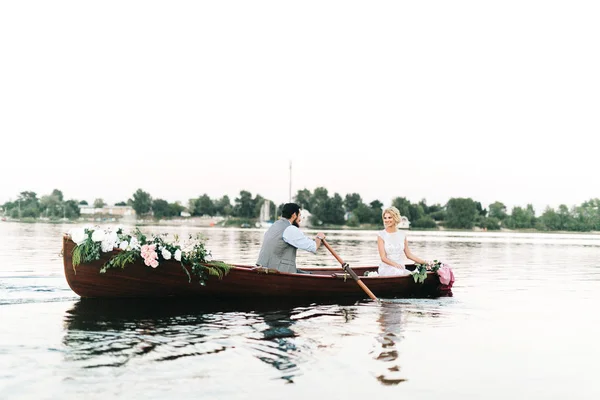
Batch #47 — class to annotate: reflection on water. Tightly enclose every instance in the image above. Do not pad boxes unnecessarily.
[248,309,299,383]
[373,302,406,385]
[61,297,364,384]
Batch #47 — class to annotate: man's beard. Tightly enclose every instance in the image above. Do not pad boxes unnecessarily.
[292,221,300,228]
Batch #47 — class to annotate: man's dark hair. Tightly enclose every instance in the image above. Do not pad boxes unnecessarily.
[281,203,301,219]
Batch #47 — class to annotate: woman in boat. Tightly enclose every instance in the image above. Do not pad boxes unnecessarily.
[377,206,429,277]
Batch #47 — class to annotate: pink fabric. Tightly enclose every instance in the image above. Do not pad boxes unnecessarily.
[437,265,455,287]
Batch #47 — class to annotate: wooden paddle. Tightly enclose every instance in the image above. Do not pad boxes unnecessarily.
[321,239,380,303]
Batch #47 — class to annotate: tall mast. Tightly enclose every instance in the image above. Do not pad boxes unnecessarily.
[289,160,292,202]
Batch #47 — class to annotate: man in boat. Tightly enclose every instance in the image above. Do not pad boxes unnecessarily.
[256,202,326,274]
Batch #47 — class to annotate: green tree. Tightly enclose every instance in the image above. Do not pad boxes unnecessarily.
[322,193,345,225]
[344,193,363,212]
[51,189,64,202]
[40,192,62,218]
[479,216,501,230]
[191,194,215,216]
[505,204,536,229]
[114,201,127,206]
[169,202,185,217]
[93,198,106,209]
[63,200,81,219]
[294,189,312,211]
[234,190,255,218]
[79,200,88,205]
[17,191,40,218]
[408,203,425,223]
[369,200,384,224]
[412,216,438,229]
[445,197,478,229]
[352,203,372,224]
[130,189,152,216]
[309,187,330,225]
[488,201,508,220]
[214,195,232,216]
[151,199,171,219]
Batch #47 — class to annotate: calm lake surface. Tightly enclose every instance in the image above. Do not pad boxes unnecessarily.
[1,222,599,399]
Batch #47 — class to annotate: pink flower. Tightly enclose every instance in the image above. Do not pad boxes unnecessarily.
[437,265,455,287]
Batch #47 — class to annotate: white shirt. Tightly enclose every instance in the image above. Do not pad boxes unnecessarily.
[283,225,317,253]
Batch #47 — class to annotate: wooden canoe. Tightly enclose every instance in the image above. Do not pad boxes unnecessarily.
[62,236,453,300]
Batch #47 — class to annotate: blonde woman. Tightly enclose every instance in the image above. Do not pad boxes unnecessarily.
[377,206,429,277]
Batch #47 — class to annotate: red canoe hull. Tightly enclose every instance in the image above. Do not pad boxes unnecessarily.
[63,237,452,300]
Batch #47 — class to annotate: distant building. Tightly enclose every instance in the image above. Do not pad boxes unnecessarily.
[79,205,136,217]
[300,209,314,228]
[399,216,410,229]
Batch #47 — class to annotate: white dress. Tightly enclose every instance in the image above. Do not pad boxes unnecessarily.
[377,230,412,277]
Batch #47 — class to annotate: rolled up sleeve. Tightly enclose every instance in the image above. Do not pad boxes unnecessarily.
[282,226,317,253]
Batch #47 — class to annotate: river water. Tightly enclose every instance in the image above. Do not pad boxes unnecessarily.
[1,222,599,399]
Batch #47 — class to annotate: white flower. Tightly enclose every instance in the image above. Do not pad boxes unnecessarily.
[91,230,105,242]
[119,241,129,250]
[161,248,172,260]
[106,231,118,245]
[129,237,140,250]
[174,249,182,262]
[101,240,115,253]
[69,228,87,245]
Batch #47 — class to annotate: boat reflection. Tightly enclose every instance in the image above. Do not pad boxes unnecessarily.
[62,297,359,381]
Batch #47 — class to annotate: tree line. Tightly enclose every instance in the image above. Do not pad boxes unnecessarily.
[2,188,600,232]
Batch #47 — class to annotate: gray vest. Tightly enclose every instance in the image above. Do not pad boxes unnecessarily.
[256,219,298,273]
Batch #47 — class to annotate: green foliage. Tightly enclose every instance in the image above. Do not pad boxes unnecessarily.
[504,204,536,229]
[346,214,360,227]
[191,194,216,216]
[152,198,171,219]
[72,235,102,266]
[294,189,312,211]
[131,189,152,216]
[488,201,508,220]
[479,216,501,230]
[413,260,442,284]
[411,216,438,229]
[352,203,372,224]
[100,250,139,273]
[233,190,258,218]
[445,198,479,229]
[93,198,106,208]
[344,193,363,212]
[214,195,233,217]
[369,200,384,224]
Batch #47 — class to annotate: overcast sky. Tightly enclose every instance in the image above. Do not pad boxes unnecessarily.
[1,1,598,214]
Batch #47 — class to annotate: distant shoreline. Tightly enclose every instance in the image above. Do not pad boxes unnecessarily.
[2,217,600,235]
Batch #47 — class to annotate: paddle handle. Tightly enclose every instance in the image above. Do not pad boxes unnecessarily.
[321,239,344,265]
[322,239,379,303]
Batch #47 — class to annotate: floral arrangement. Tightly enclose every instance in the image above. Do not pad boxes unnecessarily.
[412,260,454,287]
[68,225,231,285]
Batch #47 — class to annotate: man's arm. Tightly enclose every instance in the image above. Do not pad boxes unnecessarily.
[282,225,318,253]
